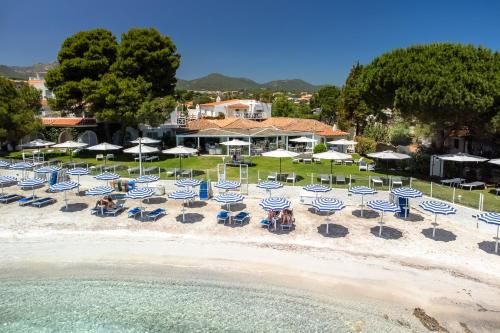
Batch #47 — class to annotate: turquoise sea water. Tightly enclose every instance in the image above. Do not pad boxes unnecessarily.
[0,267,415,332]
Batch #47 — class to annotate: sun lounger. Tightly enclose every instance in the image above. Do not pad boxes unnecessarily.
[0,194,22,204]
[260,218,271,228]
[392,177,403,187]
[314,158,321,164]
[367,164,375,171]
[127,166,140,175]
[496,188,500,196]
[359,161,368,171]
[217,210,230,224]
[233,211,250,225]
[286,173,297,183]
[460,181,486,191]
[344,160,354,165]
[104,200,125,216]
[267,172,277,181]
[166,169,178,177]
[303,158,312,164]
[128,207,142,218]
[181,169,192,178]
[440,178,465,187]
[319,174,331,184]
[371,176,383,187]
[31,197,56,208]
[281,221,293,231]
[147,208,166,221]
[19,195,38,206]
[299,190,316,205]
[144,166,159,175]
[336,175,346,184]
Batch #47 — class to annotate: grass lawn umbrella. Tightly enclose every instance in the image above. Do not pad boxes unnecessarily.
[51,141,88,161]
[303,184,331,198]
[214,180,240,191]
[87,142,123,165]
[49,181,79,210]
[366,200,400,237]
[419,201,456,238]
[0,175,16,194]
[367,150,411,176]
[66,168,89,194]
[476,212,500,254]
[214,192,244,212]
[438,153,488,179]
[262,149,299,175]
[312,151,352,174]
[326,139,358,153]
[312,197,346,234]
[162,146,198,169]
[21,139,55,155]
[391,187,423,219]
[124,142,159,176]
[348,186,377,217]
[257,181,283,197]
[168,190,197,222]
[18,178,46,197]
[125,187,156,220]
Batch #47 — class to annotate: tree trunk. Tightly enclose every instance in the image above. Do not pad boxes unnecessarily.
[104,122,111,143]
[434,128,445,152]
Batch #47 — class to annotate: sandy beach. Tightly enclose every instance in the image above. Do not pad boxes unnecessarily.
[0,181,499,332]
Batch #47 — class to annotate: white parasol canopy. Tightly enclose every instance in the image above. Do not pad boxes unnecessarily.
[21,139,55,148]
[327,139,358,145]
[262,149,299,174]
[313,151,353,174]
[489,159,500,166]
[220,139,251,146]
[438,153,488,163]
[162,146,198,169]
[52,140,88,149]
[87,142,123,151]
[289,136,317,143]
[367,150,411,160]
[130,137,160,144]
[123,145,159,154]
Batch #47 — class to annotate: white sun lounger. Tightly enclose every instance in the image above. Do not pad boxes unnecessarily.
[459,181,486,191]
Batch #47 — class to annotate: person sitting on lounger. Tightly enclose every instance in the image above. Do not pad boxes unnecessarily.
[282,209,293,225]
[105,196,116,209]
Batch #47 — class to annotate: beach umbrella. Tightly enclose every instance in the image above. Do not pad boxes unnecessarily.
[214,192,244,212]
[262,149,299,174]
[0,175,16,194]
[34,166,61,174]
[312,197,346,234]
[289,136,317,143]
[17,177,46,197]
[130,137,160,144]
[220,139,251,146]
[168,190,197,222]
[312,150,352,174]
[391,187,423,218]
[366,200,400,237]
[9,162,34,179]
[125,187,156,219]
[348,186,377,217]
[257,180,283,197]
[51,141,88,161]
[0,160,11,168]
[214,180,240,191]
[94,172,120,186]
[327,138,358,153]
[437,153,488,179]
[259,197,291,211]
[124,142,159,176]
[419,201,456,238]
[85,186,114,196]
[49,181,79,210]
[135,175,160,187]
[489,159,500,166]
[367,150,411,174]
[303,184,331,198]
[66,168,89,194]
[162,146,198,169]
[87,142,123,165]
[21,139,55,154]
[476,212,500,254]
[175,178,202,189]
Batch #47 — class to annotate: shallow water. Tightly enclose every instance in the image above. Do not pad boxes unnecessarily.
[0,266,417,332]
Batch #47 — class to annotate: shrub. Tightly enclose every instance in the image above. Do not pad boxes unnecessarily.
[313,143,327,153]
[389,123,412,146]
[355,136,376,155]
[363,123,389,143]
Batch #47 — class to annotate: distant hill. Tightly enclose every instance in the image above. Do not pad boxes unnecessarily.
[176,73,323,92]
[0,62,57,80]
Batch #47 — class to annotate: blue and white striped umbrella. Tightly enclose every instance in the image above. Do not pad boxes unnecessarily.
[50,181,79,210]
[0,175,16,194]
[94,172,120,181]
[66,167,89,176]
[312,197,345,212]
[312,197,345,234]
[0,160,10,168]
[257,181,283,197]
[477,212,500,253]
[18,177,46,197]
[135,175,160,184]
[349,186,377,217]
[168,190,197,222]
[214,180,240,191]
[303,184,331,193]
[419,201,456,238]
[259,197,291,211]
[214,192,244,211]
[175,178,202,187]
[34,166,61,174]
[349,186,377,195]
[125,187,156,199]
[391,187,422,198]
[367,200,400,237]
[10,162,34,169]
[85,186,114,196]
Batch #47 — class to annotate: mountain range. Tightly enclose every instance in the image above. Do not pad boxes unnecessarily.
[0,63,323,92]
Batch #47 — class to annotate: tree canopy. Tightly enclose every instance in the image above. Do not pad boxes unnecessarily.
[310,85,341,125]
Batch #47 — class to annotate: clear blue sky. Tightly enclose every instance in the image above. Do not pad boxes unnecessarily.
[2,0,500,85]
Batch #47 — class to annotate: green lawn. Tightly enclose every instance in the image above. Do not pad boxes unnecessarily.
[4,150,500,212]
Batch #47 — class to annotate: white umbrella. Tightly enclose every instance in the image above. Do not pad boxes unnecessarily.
[262,149,299,174]
[130,137,160,144]
[52,140,88,161]
[162,146,198,169]
[220,139,251,146]
[21,139,55,156]
[438,153,488,178]
[289,136,317,143]
[313,151,352,174]
[327,139,358,145]
[124,144,159,176]
[87,142,123,165]
[489,159,500,166]
[367,150,411,174]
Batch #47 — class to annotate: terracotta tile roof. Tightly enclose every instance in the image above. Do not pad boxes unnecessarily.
[261,117,332,133]
[316,129,349,136]
[41,117,97,127]
[448,128,470,137]
[187,118,219,130]
[188,117,265,130]
[200,99,240,107]
[227,103,249,109]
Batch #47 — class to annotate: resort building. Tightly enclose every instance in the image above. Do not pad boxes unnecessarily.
[187,98,272,120]
[27,74,53,115]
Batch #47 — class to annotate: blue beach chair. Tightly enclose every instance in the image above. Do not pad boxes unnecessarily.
[0,194,22,204]
[233,212,250,225]
[19,195,37,206]
[31,197,56,208]
[128,207,142,218]
[147,208,166,221]
[217,210,229,224]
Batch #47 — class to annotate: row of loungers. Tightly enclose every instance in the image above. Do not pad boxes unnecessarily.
[0,194,55,207]
[217,211,250,225]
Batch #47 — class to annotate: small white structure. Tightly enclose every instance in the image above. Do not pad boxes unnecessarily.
[189,99,272,119]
